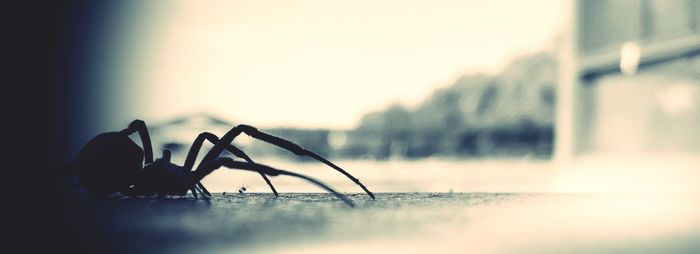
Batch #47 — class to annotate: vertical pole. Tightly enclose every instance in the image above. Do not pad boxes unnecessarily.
[555,0,580,166]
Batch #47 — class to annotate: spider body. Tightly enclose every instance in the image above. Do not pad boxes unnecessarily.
[132,155,192,196]
[69,119,374,207]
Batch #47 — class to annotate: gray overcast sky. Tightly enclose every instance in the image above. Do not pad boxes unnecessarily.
[104,0,565,130]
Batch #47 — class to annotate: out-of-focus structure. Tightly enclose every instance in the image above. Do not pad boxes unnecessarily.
[147,113,341,162]
[557,0,700,163]
[147,112,234,156]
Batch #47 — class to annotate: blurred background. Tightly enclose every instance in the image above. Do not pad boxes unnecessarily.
[50,0,699,193]
[48,1,700,253]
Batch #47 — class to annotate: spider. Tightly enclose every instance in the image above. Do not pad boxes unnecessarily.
[70,119,375,207]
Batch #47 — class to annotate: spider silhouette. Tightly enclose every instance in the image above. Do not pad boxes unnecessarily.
[71,119,375,207]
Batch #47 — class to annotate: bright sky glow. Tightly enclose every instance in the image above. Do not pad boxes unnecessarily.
[107,0,564,129]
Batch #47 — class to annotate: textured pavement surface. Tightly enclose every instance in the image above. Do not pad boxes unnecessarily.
[57,191,700,254]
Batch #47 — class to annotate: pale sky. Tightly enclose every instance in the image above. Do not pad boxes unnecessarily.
[104,0,565,130]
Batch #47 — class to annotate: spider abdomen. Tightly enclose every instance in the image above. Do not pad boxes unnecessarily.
[75,132,144,195]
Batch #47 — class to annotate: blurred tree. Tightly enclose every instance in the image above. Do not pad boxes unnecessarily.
[343,51,558,159]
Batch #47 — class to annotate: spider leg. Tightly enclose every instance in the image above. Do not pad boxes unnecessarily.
[192,157,355,207]
[184,132,279,197]
[194,185,211,198]
[198,125,375,199]
[120,119,155,164]
[190,186,198,199]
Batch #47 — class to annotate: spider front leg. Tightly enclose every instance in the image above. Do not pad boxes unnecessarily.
[192,157,355,207]
[184,132,279,198]
[121,119,155,164]
[198,124,375,199]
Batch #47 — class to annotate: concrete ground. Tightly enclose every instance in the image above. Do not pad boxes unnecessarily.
[57,191,700,254]
[55,158,700,253]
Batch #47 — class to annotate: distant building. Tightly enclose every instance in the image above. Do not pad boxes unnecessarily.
[557,0,700,161]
